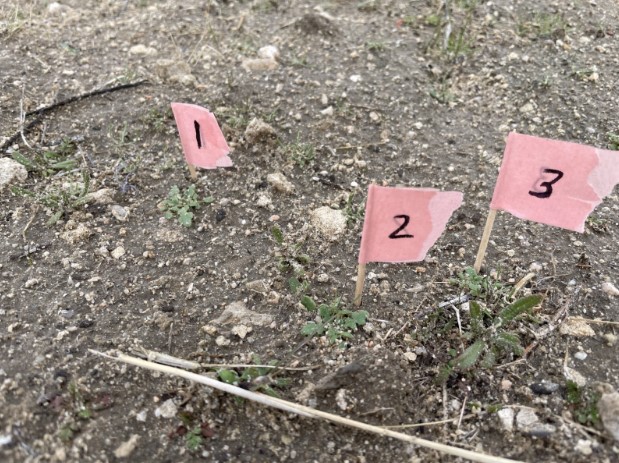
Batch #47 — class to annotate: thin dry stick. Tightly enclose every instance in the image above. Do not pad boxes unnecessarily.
[383,414,475,429]
[511,272,536,298]
[523,290,578,357]
[22,204,39,242]
[353,263,366,307]
[474,208,497,272]
[90,350,524,463]
[2,80,148,152]
[568,317,619,326]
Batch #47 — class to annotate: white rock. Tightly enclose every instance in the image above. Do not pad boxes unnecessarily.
[574,439,593,456]
[155,399,177,418]
[111,246,125,259]
[601,282,619,297]
[267,172,294,194]
[519,102,535,114]
[242,58,278,72]
[47,2,71,15]
[0,434,12,447]
[349,74,362,82]
[135,410,147,422]
[111,205,129,222]
[212,301,273,327]
[403,352,417,363]
[516,408,539,430]
[256,194,272,208]
[0,158,28,192]
[258,45,280,61]
[310,206,347,242]
[215,335,230,346]
[244,118,277,144]
[560,318,596,337]
[529,262,543,272]
[83,188,115,205]
[24,278,39,289]
[60,224,92,244]
[231,325,251,339]
[320,106,334,116]
[498,408,514,432]
[154,59,196,86]
[335,389,348,411]
[599,391,619,442]
[563,365,587,387]
[129,44,158,56]
[574,351,587,360]
[114,434,139,459]
[317,273,329,283]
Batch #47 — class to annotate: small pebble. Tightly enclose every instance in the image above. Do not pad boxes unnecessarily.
[574,351,587,360]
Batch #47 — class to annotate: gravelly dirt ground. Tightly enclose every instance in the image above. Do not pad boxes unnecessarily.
[1,1,619,462]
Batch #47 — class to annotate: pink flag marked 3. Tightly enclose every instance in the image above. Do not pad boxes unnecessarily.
[171,103,233,169]
[490,132,619,233]
[358,185,463,264]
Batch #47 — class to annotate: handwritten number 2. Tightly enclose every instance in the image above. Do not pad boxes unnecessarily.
[528,168,564,199]
[389,215,414,239]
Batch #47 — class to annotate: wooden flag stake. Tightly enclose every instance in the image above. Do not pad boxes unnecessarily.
[474,208,497,273]
[188,163,197,181]
[353,263,366,307]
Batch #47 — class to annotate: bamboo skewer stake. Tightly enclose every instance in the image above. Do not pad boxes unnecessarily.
[353,263,366,307]
[89,349,524,463]
[474,208,497,273]
[188,163,197,181]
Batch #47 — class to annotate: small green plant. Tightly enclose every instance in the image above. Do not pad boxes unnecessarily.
[518,13,567,38]
[366,40,387,53]
[344,192,364,226]
[300,297,368,346]
[437,294,542,382]
[12,170,92,225]
[270,225,311,274]
[566,381,601,426]
[159,185,213,227]
[12,139,78,177]
[451,267,511,301]
[607,132,619,150]
[185,427,204,451]
[282,134,315,167]
[217,356,289,398]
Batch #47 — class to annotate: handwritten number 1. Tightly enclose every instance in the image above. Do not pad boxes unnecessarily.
[194,120,202,149]
[389,215,414,239]
[528,168,564,199]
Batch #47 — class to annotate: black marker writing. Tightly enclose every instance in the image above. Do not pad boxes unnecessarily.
[528,168,564,199]
[194,120,202,149]
[389,215,414,239]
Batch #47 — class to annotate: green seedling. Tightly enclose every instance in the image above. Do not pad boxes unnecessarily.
[217,356,289,398]
[11,170,91,225]
[366,41,387,53]
[518,13,567,39]
[281,134,315,167]
[437,294,543,382]
[12,139,78,177]
[451,267,511,301]
[185,427,204,451]
[300,297,368,346]
[270,225,311,275]
[344,192,365,226]
[566,381,601,426]
[159,185,213,227]
[607,132,619,150]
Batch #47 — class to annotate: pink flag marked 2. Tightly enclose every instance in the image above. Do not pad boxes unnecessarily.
[171,103,233,169]
[490,132,619,233]
[358,185,463,264]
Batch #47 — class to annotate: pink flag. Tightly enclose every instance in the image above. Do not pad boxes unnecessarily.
[171,103,233,169]
[490,132,619,232]
[358,185,463,264]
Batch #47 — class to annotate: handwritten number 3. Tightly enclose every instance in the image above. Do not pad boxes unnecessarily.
[528,168,564,199]
[389,215,414,239]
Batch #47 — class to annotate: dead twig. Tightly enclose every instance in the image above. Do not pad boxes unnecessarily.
[90,349,524,463]
[1,80,148,153]
[523,289,579,358]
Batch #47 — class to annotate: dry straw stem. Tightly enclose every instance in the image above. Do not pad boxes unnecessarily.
[89,349,524,463]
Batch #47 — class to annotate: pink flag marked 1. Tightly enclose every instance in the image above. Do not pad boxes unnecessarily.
[490,132,619,233]
[358,185,463,264]
[171,103,233,169]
